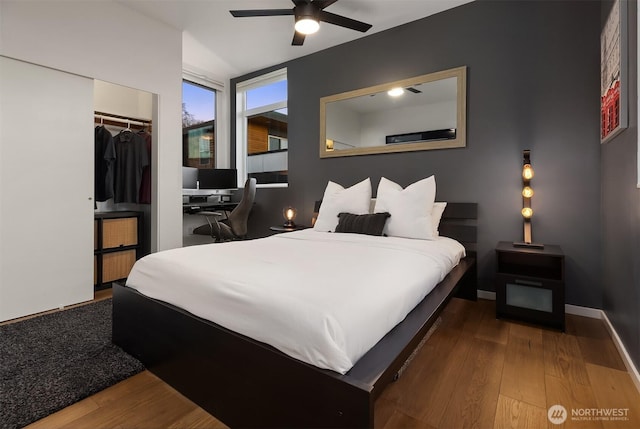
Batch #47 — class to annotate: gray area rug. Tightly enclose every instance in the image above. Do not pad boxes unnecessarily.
[0,299,144,429]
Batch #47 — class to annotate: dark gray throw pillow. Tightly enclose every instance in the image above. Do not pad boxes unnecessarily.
[335,212,391,236]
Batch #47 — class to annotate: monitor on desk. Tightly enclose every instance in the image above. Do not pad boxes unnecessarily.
[198,168,238,190]
[182,166,198,189]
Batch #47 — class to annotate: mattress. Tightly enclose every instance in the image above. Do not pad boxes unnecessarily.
[125,229,465,374]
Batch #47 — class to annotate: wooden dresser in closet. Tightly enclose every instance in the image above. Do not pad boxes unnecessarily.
[94,211,142,289]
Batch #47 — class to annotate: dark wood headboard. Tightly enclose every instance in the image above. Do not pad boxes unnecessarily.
[439,202,477,255]
[312,201,477,255]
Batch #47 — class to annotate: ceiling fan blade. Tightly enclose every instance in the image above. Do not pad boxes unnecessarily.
[230,9,294,17]
[312,0,339,10]
[319,10,372,32]
[292,31,306,46]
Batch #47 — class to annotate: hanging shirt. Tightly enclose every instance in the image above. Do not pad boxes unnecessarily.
[94,125,116,202]
[113,130,149,204]
[137,130,152,204]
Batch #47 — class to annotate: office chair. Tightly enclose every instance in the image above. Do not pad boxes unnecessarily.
[197,178,257,242]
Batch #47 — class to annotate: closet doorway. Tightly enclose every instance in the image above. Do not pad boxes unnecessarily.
[93,80,155,293]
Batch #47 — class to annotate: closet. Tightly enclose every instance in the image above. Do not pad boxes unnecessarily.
[93,81,153,289]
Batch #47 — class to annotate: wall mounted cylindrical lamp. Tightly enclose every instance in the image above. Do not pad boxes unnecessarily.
[283,206,297,227]
[515,150,544,248]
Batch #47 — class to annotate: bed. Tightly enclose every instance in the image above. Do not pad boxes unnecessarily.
[112,202,477,428]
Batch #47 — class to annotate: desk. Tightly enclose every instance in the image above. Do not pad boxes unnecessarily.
[182,188,235,197]
[182,187,237,214]
[183,201,238,214]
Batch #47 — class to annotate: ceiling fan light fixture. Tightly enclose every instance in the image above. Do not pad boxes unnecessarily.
[295,17,320,35]
[230,0,372,46]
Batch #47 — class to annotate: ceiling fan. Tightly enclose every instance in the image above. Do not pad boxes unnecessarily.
[230,0,373,46]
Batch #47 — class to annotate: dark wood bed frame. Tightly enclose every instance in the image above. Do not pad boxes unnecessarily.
[112,202,478,428]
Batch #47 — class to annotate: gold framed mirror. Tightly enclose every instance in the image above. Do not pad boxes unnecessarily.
[320,66,466,158]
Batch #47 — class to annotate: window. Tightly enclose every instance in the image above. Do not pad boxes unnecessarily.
[269,135,288,151]
[236,69,288,186]
[182,80,216,169]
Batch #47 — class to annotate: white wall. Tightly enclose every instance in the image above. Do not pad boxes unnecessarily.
[0,0,183,253]
[94,80,153,121]
[326,102,362,149]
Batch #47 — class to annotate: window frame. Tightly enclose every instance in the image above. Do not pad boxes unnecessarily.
[182,70,226,169]
[235,68,288,188]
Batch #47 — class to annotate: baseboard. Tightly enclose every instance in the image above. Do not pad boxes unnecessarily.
[564,304,602,319]
[600,311,640,394]
[476,290,640,394]
[477,290,495,300]
[477,291,604,319]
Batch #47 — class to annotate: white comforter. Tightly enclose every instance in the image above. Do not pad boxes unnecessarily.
[126,229,465,374]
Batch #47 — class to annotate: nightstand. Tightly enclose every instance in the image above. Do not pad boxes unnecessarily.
[495,241,565,331]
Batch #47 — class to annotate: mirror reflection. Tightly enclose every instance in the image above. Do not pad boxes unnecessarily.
[320,66,466,158]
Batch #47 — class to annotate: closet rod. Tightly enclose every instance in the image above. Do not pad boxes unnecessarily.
[94,112,151,127]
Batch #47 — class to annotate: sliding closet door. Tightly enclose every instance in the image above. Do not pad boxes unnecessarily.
[0,57,94,321]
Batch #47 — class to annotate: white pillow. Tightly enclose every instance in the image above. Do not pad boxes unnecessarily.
[369,198,447,237]
[313,178,372,232]
[431,202,447,236]
[370,198,445,236]
[374,176,436,239]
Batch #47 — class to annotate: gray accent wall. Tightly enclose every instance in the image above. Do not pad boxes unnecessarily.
[232,1,602,308]
[601,2,639,374]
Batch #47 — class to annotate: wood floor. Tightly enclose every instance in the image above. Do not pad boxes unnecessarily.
[25,296,640,429]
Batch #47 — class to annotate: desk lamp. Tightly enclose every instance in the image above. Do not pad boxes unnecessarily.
[283,206,297,227]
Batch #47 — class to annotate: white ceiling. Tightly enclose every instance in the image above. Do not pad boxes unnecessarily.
[117,0,473,82]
